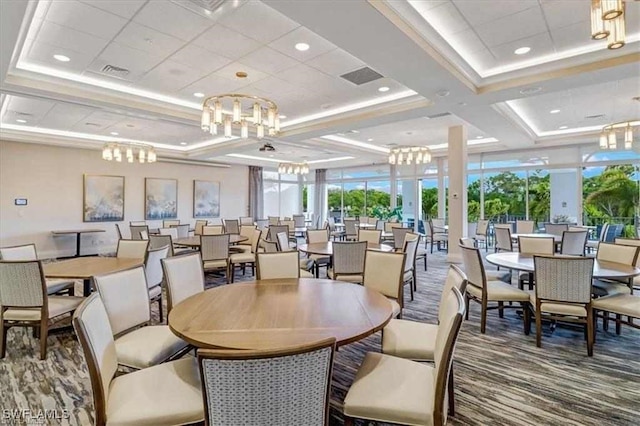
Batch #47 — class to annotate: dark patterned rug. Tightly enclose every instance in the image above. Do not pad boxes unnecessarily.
[1,249,638,425]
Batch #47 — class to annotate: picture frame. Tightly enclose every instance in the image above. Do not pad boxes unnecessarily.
[193,180,220,218]
[145,178,178,220]
[83,174,125,222]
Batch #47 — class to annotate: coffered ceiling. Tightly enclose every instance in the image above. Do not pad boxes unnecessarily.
[1,0,639,169]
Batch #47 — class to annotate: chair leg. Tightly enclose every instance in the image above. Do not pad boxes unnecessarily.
[230,264,235,283]
[480,299,488,334]
[39,321,48,360]
[158,296,164,323]
[603,311,609,331]
[498,302,504,318]
[448,366,456,416]
[409,280,414,301]
[535,311,542,348]
[343,415,354,426]
[413,269,417,292]
[615,314,622,335]
[522,302,531,335]
[0,320,6,359]
[464,295,470,321]
[587,311,594,357]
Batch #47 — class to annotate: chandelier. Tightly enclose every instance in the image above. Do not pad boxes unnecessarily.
[599,120,638,150]
[102,142,157,163]
[200,94,279,139]
[590,0,626,49]
[278,162,309,175]
[388,146,432,165]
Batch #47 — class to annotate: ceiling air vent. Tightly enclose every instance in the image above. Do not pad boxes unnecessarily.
[173,0,230,16]
[340,67,383,85]
[585,114,606,119]
[100,65,130,79]
[426,112,451,119]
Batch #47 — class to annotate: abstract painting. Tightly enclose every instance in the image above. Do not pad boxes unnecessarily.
[83,175,125,222]
[145,178,178,220]
[193,180,220,218]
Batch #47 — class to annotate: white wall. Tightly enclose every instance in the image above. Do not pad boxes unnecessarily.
[0,141,248,258]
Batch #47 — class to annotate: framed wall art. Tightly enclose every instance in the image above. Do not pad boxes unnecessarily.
[145,178,178,220]
[193,180,220,218]
[83,174,125,222]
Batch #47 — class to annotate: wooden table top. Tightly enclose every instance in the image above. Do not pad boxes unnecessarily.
[486,252,640,279]
[51,229,105,235]
[298,241,394,256]
[168,278,393,350]
[173,234,248,247]
[43,257,143,279]
[512,233,562,242]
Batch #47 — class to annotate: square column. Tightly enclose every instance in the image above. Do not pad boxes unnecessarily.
[447,125,467,263]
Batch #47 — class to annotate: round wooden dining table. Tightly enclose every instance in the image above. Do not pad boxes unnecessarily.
[298,241,393,256]
[173,234,248,247]
[168,278,394,350]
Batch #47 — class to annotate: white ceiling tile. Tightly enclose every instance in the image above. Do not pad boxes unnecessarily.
[238,47,300,75]
[248,76,305,96]
[268,26,336,62]
[221,1,299,43]
[180,73,249,97]
[540,1,589,30]
[133,1,213,41]
[192,24,261,60]
[138,60,212,92]
[35,21,110,56]
[114,22,186,58]
[462,48,497,72]
[452,0,538,27]
[449,28,488,54]
[27,40,96,73]
[422,2,470,35]
[5,96,56,121]
[550,21,591,51]
[490,32,555,63]
[474,7,547,47]
[44,0,128,39]
[213,62,268,86]
[306,49,365,77]
[169,44,232,73]
[89,42,164,81]
[38,102,96,128]
[78,0,147,19]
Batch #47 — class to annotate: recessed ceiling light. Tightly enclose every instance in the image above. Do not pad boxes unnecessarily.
[514,47,531,55]
[16,119,27,123]
[378,86,390,92]
[53,54,70,62]
[559,125,568,129]
[520,86,542,95]
[295,43,310,51]
[476,135,483,139]
[269,154,274,158]
[193,92,205,98]
[436,90,450,98]
[550,109,561,114]
[110,132,119,136]
[278,115,287,119]
[180,142,188,146]
[367,138,374,142]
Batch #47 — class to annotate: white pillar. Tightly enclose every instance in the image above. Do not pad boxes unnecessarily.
[447,125,467,263]
[550,170,579,223]
[437,158,446,219]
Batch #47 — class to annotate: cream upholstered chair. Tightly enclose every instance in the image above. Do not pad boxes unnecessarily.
[202,225,223,235]
[144,245,169,322]
[382,265,468,414]
[327,241,367,283]
[532,256,595,356]
[163,219,180,227]
[306,229,331,277]
[230,229,262,283]
[194,220,208,235]
[375,219,385,231]
[256,251,306,280]
[237,225,257,252]
[518,236,555,289]
[115,223,130,239]
[344,219,359,241]
[0,244,75,295]
[130,221,146,226]
[129,225,149,241]
[544,223,569,236]
[426,219,448,253]
[0,260,84,359]
[458,238,511,284]
[474,220,490,252]
[280,219,296,238]
[494,225,514,252]
[293,214,306,228]
[460,244,530,334]
[327,217,345,240]
[268,216,280,226]
[159,227,178,239]
[363,250,406,318]
[224,219,240,234]
[516,220,535,234]
[268,225,289,242]
[358,229,382,244]
[198,338,335,426]
[343,287,466,426]
[402,233,420,301]
[239,216,254,225]
[276,232,313,276]
[561,230,588,256]
[592,292,640,336]
[162,253,205,315]
[149,234,173,256]
[72,293,203,426]
[93,266,190,370]
[116,239,148,259]
[201,234,231,283]
[391,227,412,250]
[614,237,640,290]
[173,224,190,238]
[592,242,638,297]
[459,237,475,248]
[382,222,403,243]
[368,217,378,225]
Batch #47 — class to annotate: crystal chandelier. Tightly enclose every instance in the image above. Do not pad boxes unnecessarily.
[102,142,157,163]
[599,119,638,150]
[278,162,309,175]
[200,94,279,139]
[388,146,432,165]
[590,0,626,49]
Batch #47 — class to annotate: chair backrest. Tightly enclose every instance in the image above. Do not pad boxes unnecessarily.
[459,244,486,291]
[159,227,179,239]
[615,238,640,267]
[276,232,291,252]
[0,260,46,310]
[561,230,588,256]
[93,266,150,336]
[332,241,367,276]
[402,233,420,273]
[307,229,329,244]
[240,225,257,242]
[268,225,289,242]
[596,242,639,266]
[432,218,445,229]
[163,219,180,227]
[280,220,295,235]
[239,217,254,225]
[359,216,369,224]
[202,225,224,235]
[130,221,146,226]
[162,253,205,314]
[518,236,555,255]
[375,219,385,231]
[268,216,280,226]
[439,266,468,323]
[224,219,240,234]
[115,224,123,239]
[391,227,412,250]
[173,224,190,238]
[201,234,230,262]
[425,219,434,237]
[494,226,513,252]
[72,293,117,426]
[208,218,223,226]
[344,219,358,237]
[250,229,263,253]
[148,234,174,256]
[256,251,301,280]
[140,229,149,240]
[293,214,306,227]
[368,217,378,225]
[595,223,609,241]
[384,222,402,233]
[0,243,37,260]
[129,225,149,240]
[432,286,466,426]
[116,239,149,259]
[358,229,382,244]
[195,220,208,235]
[604,224,624,242]
[516,220,535,234]
[144,245,169,289]
[534,256,594,304]
[476,220,489,236]
[262,240,279,253]
[197,338,335,426]
[459,237,475,248]
[363,250,405,303]
[256,219,269,230]
[544,223,568,236]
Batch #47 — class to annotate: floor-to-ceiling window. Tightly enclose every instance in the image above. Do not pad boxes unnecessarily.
[262,169,302,218]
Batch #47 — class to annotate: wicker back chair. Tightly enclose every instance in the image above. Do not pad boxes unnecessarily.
[201,234,231,283]
[344,219,358,241]
[358,229,382,244]
[391,227,413,250]
[224,219,240,235]
[130,225,149,240]
[328,241,367,283]
[516,220,535,234]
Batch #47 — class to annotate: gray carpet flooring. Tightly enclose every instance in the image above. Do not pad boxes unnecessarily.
[1,249,638,426]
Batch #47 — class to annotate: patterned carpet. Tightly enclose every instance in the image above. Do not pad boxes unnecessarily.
[1,249,638,426]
